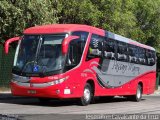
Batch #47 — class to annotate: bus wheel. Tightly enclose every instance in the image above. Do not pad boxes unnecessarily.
[80,83,93,106]
[128,84,142,102]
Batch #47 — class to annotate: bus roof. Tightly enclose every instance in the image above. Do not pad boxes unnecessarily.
[24,24,155,51]
[24,24,104,36]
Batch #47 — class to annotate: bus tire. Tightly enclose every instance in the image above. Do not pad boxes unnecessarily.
[128,84,142,102]
[80,83,93,106]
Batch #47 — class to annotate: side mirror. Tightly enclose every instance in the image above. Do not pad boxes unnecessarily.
[5,37,21,54]
[62,36,79,54]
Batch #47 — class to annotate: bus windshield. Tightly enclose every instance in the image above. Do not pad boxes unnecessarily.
[13,34,66,76]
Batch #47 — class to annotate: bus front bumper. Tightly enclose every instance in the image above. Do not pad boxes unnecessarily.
[10,82,81,99]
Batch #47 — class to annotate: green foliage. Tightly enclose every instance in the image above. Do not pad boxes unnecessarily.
[0,0,22,42]
[133,0,160,51]
[0,0,58,43]
[57,0,101,26]
[1,0,160,52]
[91,0,137,37]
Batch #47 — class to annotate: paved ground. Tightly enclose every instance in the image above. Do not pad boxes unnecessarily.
[0,87,160,119]
[0,94,160,120]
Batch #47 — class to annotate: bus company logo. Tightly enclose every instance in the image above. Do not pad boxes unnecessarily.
[112,61,140,75]
[93,38,99,48]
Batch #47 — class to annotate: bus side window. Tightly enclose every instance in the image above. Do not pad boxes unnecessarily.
[146,50,155,66]
[138,47,146,65]
[117,41,128,62]
[67,41,78,66]
[128,45,138,63]
[87,34,103,60]
[71,31,89,56]
[66,31,89,70]
[104,38,116,60]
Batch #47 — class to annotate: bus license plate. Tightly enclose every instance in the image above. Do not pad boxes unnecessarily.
[28,90,36,94]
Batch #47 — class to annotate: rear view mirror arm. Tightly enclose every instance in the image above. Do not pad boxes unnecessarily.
[5,37,21,54]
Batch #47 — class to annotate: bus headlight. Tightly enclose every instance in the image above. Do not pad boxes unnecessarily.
[12,75,69,88]
[47,77,68,86]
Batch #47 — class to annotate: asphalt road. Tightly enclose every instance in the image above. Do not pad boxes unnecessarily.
[0,94,160,120]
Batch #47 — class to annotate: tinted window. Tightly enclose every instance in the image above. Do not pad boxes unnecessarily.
[128,45,155,66]
[87,34,104,60]
[146,50,156,66]
[128,45,138,63]
[117,41,128,61]
[65,31,89,69]
[138,48,146,64]
[104,38,116,59]
[72,31,89,55]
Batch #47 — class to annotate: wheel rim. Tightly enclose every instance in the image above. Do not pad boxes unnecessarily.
[137,87,141,99]
[84,88,91,102]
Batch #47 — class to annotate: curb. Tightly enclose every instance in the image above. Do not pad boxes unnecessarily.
[154,90,160,95]
[0,91,11,94]
[154,86,160,95]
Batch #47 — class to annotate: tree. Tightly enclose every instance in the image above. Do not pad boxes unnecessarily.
[1,0,160,52]
[90,0,137,38]
[56,0,101,26]
[133,0,160,51]
[0,0,58,43]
